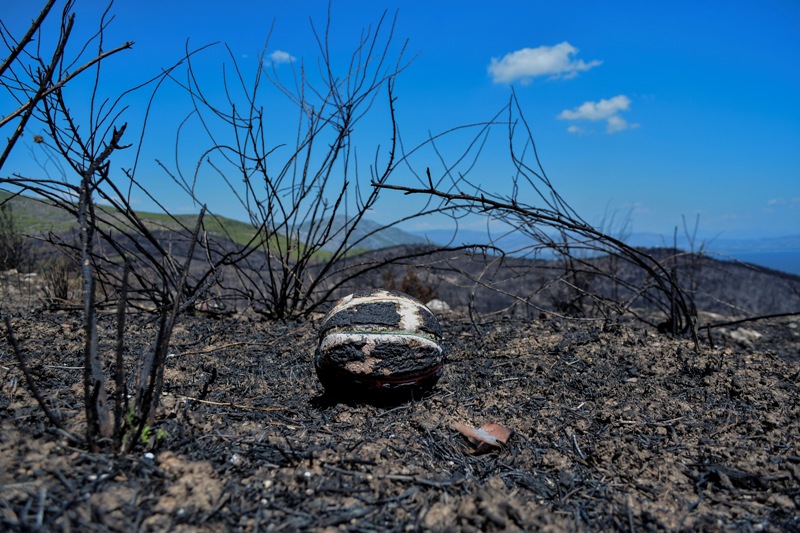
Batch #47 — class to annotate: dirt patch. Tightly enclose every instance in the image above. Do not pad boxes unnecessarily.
[1,309,799,531]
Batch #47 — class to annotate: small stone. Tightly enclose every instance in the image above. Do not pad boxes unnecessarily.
[426,299,451,313]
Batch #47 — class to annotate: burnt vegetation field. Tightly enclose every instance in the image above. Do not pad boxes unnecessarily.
[1,278,799,531]
[2,217,799,531]
[2,2,800,531]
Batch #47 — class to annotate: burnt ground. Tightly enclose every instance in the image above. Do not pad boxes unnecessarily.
[1,304,799,532]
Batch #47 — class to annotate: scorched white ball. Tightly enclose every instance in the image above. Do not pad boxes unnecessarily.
[315,289,444,396]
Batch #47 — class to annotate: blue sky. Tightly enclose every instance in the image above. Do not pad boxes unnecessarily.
[3,0,799,240]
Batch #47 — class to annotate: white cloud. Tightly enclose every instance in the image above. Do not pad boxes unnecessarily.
[559,95,639,134]
[606,115,629,133]
[559,95,631,121]
[488,42,602,84]
[269,50,296,64]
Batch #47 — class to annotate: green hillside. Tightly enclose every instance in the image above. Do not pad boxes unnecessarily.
[0,190,75,234]
[120,210,261,247]
[0,190,260,246]
[0,191,347,260]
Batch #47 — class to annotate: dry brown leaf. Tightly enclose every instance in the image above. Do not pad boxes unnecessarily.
[452,421,513,454]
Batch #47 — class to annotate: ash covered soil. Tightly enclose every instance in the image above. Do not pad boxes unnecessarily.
[2,308,799,532]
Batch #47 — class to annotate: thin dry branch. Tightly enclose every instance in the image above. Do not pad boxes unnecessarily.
[0,41,133,130]
[376,145,698,343]
[4,316,80,443]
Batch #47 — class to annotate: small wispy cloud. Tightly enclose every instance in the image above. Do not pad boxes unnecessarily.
[269,50,296,65]
[767,197,800,206]
[765,197,800,213]
[606,115,631,134]
[559,95,639,134]
[488,42,602,84]
[559,95,630,121]
[625,202,650,215]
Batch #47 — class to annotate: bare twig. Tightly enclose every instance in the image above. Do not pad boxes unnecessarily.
[129,206,206,450]
[4,316,80,442]
[0,41,133,130]
[113,260,130,451]
[80,127,129,450]
[699,311,800,331]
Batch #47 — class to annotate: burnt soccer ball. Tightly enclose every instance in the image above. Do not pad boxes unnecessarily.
[315,289,444,396]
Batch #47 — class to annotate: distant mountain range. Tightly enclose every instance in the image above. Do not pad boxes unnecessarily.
[409,227,800,275]
[297,216,429,252]
[625,232,800,254]
[412,227,800,255]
